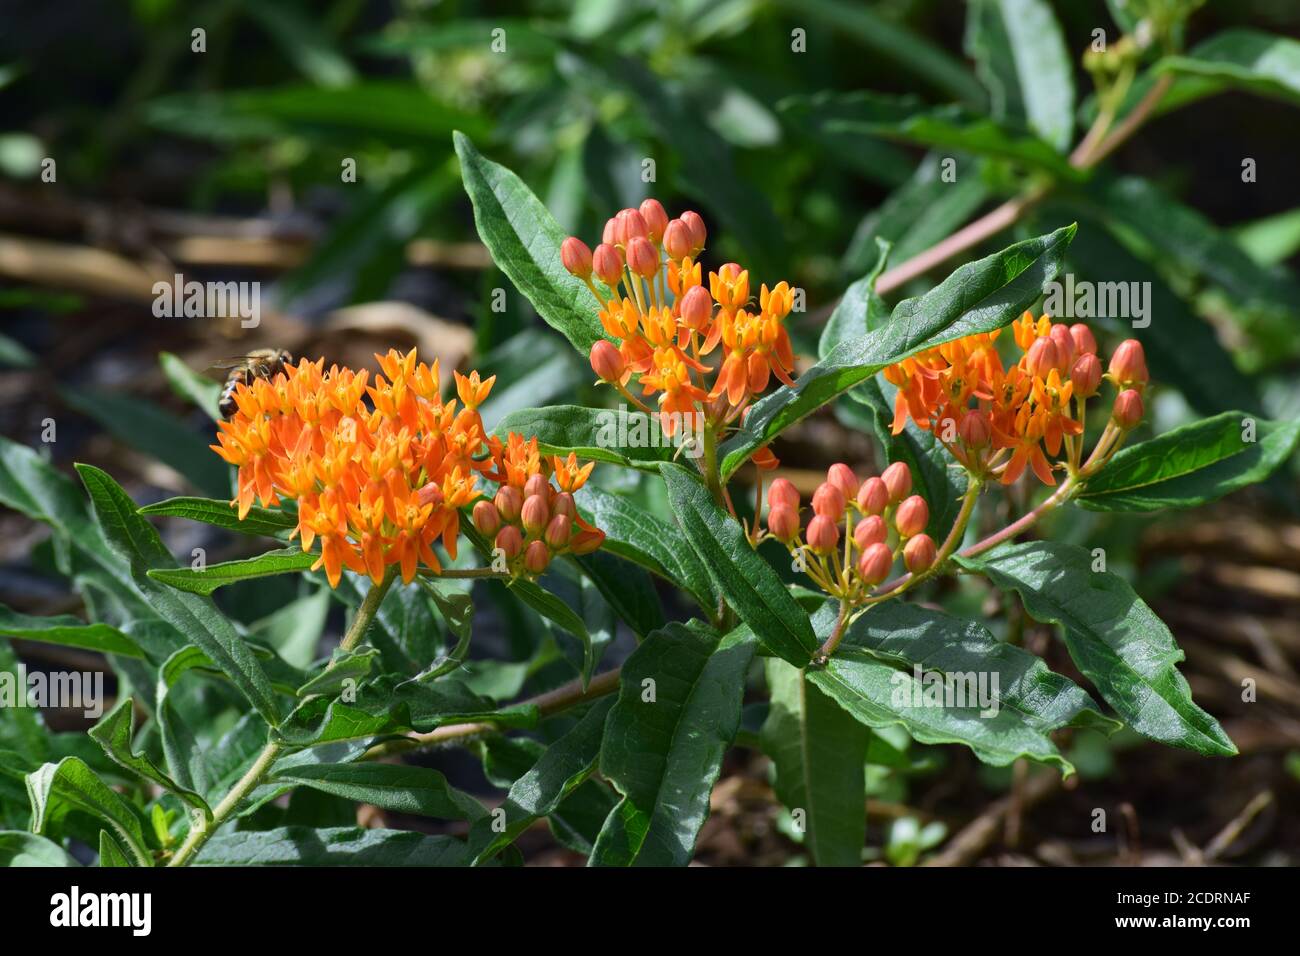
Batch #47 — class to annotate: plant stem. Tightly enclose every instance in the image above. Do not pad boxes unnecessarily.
[340,567,396,654]
[814,598,852,663]
[425,566,508,579]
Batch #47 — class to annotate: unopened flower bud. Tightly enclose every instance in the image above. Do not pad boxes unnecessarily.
[679,285,712,331]
[894,495,929,538]
[857,477,889,515]
[616,208,648,243]
[552,492,576,519]
[1070,353,1102,398]
[1049,324,1076,370]
[590,339,626,383]
[958,409,991,450]
[881,462,912,504]
[805,514,839,554]
[524,474,550,500]
[680,210,707,252]
[767,477,800,511]
[494,485,522,522]
[856,542,893,585]
[903,534,938,574]
[1111,389,1144,430]
[1070,323,1097,356]
[663,219,692,260]
[811,482,846,520]
[767,503,799,542]
[626,236,658,279]
[592,243,623,287]
[524,539,550,574]
[472,500,501,536]
[570,528,605,555]
[601,217,618,246]
[853,515,886,550]
[521,494,549,533]
[827,463,859,501]
[495,525,523,559]
[639,199,668,243]
[1025,336,1060,379]
[544,514,573,549]
[1108,339,1148,389]
[561,237,593,278]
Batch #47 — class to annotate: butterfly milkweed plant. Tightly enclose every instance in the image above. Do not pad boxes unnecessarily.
[2,0,1299,870]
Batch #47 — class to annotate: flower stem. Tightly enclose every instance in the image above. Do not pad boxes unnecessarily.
[813,598,852,663]
[340,566,396,653]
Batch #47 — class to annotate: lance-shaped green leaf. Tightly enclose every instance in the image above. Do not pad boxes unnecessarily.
[662,463,816,665]
[139,496,295,537]
[26,758,152,867]
[965,0,1075,151]
[468,697,614,865]
[1153,29,1300,111]
[296,647,380,697]
[0,831,79,867]
[270,763,486,821]
[1078,412,1300,511]
[0,604,143,658]
[492,405,677,472]
[195,826,473,866]
[98,831,132,867]
[595,621,755,866]
[574,484,716,612]
[88,698,210,820]
[720,224,1076,478]
[455,131,605,354]
[159,351,222,420]
[762,659,868,867]
[956,542,1237,756]
[148,546,317,596]
[76,465,281,726]
[574,550,664,639]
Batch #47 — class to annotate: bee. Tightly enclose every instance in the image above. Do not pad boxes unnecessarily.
[213,349,293,419]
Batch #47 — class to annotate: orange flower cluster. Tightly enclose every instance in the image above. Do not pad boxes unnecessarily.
[882,313,1149,485]
[763,462,935,603]
[211,349,602,587]
[561,201,795,467]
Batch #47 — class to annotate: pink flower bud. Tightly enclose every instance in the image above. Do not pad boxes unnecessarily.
[811,482,846,520]
[524,539,550,574]
[625,236,659,279]
[894,495,929,538]
[680,210,707,252]
[616,208,648,243]
[856,542,893,585]
[767,477,800,511]
[1025,336,1060,379]
[1070,353,1102,398]
[1049,324,1076,370]
[592,243,623,287]
[494,485,522,522]
[958,409,991,450]
[495,525,523,559]
[853,515,886,550]
[544,514,572,550]
[590,339,626,383]
[523,474,550,500]
[1070,323,1097,356]
[766,504,799,542]
[827,463,859,501]
[639,199,668,243]
[903,534,937,573]
[679,285,712,332]
[560,237,593,278]
[857,477,889,515]
[602,217,618,246]
[1111,389,1144,430]
[881,462,912,504]
[472,500,500,536]
[663,219,692,261]
[521,494,549,533]
[805,514,839,554]
[570,528,605,555]
[552,492,576,519]
[1108,339,1149,389]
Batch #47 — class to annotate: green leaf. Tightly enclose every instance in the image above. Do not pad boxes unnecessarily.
[98,831,132,867]
[148,546,316,596]
[76,464,281,726]
[0,604,143,658]
[88,698,210,820]
[1155,29,1300,109]
[295,647,379,698]
[194,826,473,865]
[575,550,665,639]
[762,659,867,867]
[1078,412,1300,511]
[0,831,78,867]
[159,351,221,421]
[808,600,1117,773]
[492,405,675,472]
[270,763,486,821]
[26,757,152,867]
[720,224,1076,478]
[468,697,614,865]
[956,542,1237,757]
[965,0,1075,151]
[139,496,295,537]
[574,484,716,612]
[454,131,606,354]
[595,621,755,866]
[662,463,816,666]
